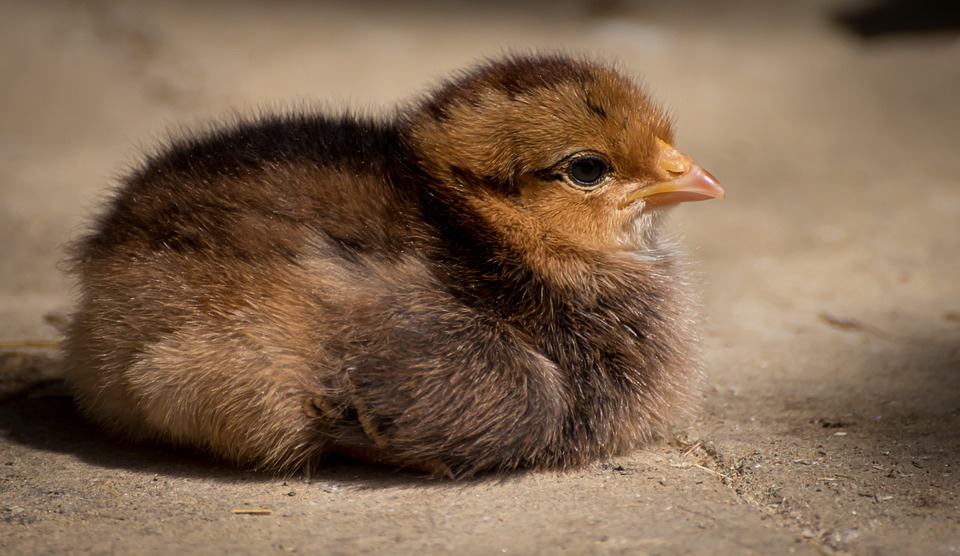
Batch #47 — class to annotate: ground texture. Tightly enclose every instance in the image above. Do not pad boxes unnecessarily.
[1,1,958,554]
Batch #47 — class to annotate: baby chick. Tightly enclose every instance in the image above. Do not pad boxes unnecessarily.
[63,54,723,477]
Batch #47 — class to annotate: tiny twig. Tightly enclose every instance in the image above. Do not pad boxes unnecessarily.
[692,463,730,480]
[818,474,856,483]
[680,440,702,459]
[232,508,272,516]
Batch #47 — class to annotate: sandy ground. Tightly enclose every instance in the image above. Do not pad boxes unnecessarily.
[2,0,959,554]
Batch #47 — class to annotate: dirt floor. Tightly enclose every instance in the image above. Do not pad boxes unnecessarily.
[2,0,958,554]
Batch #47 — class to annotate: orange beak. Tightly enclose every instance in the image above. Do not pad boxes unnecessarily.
[620,139,725,209]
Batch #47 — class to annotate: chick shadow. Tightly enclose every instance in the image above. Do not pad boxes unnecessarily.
[704,316,960,510]
[0,352,511,490]
[823,318,960,415]
[779,319,959,465]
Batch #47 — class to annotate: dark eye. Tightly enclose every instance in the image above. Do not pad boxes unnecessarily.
[566,155,609,187]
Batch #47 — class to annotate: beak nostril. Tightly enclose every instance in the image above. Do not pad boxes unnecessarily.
[656,138,692,176]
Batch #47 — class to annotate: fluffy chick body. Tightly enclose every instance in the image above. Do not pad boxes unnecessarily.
[63,54,720,477]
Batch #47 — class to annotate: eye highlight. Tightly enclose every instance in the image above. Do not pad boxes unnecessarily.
[566,155,609,188]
